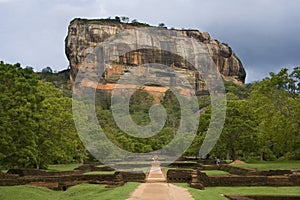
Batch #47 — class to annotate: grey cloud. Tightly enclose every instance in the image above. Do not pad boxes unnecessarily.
[0,0,299,82]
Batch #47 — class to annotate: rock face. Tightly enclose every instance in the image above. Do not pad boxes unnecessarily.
[65,18,246,94]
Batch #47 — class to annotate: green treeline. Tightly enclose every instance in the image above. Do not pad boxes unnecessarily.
[200,67,300,160]
[0,62,85,169]
[0,61,299,169]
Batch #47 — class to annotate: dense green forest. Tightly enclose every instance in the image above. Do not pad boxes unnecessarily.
[0,62,85,169]
[0,61,299,169]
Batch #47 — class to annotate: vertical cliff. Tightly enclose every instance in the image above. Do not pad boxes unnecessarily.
[65,18,246,94]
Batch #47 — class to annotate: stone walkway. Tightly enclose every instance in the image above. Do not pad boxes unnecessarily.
[126,162,194,200]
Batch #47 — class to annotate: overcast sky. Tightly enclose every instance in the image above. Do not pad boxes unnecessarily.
[0,0,299,83]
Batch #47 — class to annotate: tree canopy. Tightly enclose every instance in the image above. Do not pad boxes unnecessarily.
[0,61,299,170]
[0,61,85,169]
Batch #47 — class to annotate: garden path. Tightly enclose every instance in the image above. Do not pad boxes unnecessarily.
[126,162,194,200]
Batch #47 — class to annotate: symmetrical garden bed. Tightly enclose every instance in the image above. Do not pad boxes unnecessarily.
[0,163,145,190]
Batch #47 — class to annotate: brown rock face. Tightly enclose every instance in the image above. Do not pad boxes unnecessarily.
[65,18,246,94]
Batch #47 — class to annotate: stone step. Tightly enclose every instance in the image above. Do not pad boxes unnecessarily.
[146,164,166,183]
[146,178,166,183]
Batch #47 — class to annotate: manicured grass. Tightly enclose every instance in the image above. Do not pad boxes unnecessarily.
[0,185,56,200]
[0,183,140,200]
[58,183,140,200]
[163,167,193,172]
[163,168,229,176]
[135,167,150,173]
[175,183,300,200]
[118,167,150,173]
[47,163,82,171]
[201,170,230,176]
[115,161,170,165]
[83,171,115,175]
[233,161,300,170]
[115,161,152,165]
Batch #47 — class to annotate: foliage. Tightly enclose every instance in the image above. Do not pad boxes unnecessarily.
[0,61,85,169]
[224,81,253,99]
[91,67,299,161]
[73,18,123,24]
[250,67,300,160]
[158,23,166,28]
[0,59,299,169]
[41,66,53,74]
[91,89,181,154]
[215,95,258,160]
[114,16,121,22]
[121,16,129,23]
[38,68,71,97]
[186,67,299,161]
[72,17,151,26]
[0,61,40,168]
[129,19,150,27]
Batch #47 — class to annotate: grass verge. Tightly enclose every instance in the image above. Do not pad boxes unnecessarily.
[47,163,82,171]
[175,183,300,200]
[233,161,300,170]
[0,182,140,200]
[83,171,115,175]
[200,170,230,176]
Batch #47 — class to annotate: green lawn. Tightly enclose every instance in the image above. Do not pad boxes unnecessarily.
[115,161,151,164]
[233,161,300,170]
[0,183,140,200]
[176,183,300,200]
[135,167,150,173]
[119,168,150,173]
[201,170,230,176]
[163,168,229,176]
[83,171,115,175]
[47,163,82,171]
[1,163,82,173]
[163,167,193,172]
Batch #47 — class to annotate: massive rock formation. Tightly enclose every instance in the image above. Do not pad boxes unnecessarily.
[65,18,246,95]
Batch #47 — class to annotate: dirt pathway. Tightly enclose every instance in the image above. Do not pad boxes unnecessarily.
[126,162,194,200]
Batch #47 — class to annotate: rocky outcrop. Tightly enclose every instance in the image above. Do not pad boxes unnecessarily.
[65,18,246,94]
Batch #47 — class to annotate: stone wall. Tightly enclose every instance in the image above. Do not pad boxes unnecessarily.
[167,169,300,187]
[248,170,293,176]
[74,164,114,172]
[167,169,192,183]
[208,176,268,186]
[224,194,300,200]
[116,171,145,182]
[220,165,295,176]
[0,174,116,186]
[198,165,219,170]
[0,171,146,189]
[168,162,199,169]
[198,159,226,165]
[204,172,300,187]
[220,164,256,175]
[113,163,150,169]
[7,168,83,177]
